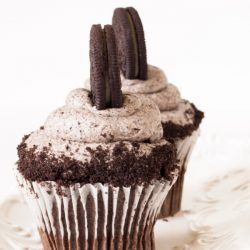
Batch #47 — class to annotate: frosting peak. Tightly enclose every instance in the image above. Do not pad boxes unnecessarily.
[121,65,182,111]
[44,89,163,143]
[121,65,167,94]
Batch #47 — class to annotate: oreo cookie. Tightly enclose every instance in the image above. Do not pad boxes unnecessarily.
[90,24,123,110]
[112,7,147,80]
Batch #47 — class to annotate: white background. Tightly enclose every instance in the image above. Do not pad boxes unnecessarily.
[0,0,250,202]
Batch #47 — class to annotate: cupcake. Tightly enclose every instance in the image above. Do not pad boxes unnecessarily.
[111,7,204,218]
[16,24,178,249]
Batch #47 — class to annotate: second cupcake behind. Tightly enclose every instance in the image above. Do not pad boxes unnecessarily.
[112,7,204,218]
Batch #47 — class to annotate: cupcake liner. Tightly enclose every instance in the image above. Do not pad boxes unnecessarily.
[159,130,200,218]
[16,170,178,250]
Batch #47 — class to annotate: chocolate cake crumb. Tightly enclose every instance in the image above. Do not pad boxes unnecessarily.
[17,137,178,188]
[162,103,204,140]
[131,142,140,149]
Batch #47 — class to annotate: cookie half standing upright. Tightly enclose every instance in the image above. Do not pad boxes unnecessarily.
[112,6,204,218]
[90,24,123,110]
[112,7,147,80]
[16,23,179,249]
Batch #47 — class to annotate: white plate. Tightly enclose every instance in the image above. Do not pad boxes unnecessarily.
[185,168,250,250]
[0,195,42,250]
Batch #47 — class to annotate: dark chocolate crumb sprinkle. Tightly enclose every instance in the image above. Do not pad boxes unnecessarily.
[131,142,140,150]
[17,136,178,188]
[163,103,204,140]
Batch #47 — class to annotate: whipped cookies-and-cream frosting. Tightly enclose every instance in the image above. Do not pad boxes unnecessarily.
[24,88,165,163]
[45,88,163,143]
[84,65,195,127]
[121,65,196,127]
[121,65,181,111]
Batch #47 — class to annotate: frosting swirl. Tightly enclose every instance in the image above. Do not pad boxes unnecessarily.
[121,65,167,93]
[84,65,182,111]
[83,65,195,127]
[161,100,195,125]
[25,129,168,163]
[44,88,163,143]
[121,65,181,111]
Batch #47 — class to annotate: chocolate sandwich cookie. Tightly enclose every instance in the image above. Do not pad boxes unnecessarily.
[112,7,147,80]
[90,24,123,110]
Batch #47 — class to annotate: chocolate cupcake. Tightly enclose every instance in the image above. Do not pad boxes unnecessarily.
[111,7,204,218]
[16,24,178,249]
[121,65,204,218]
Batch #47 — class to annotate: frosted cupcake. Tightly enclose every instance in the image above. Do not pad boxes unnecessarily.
[112,7,204,218]
[16,24,178,249]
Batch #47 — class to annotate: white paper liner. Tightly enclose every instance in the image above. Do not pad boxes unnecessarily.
[16,170,178,250]
[159,130,200,218]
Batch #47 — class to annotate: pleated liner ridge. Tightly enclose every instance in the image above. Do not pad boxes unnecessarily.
[159,130,200,218]
[16,171,177,250]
